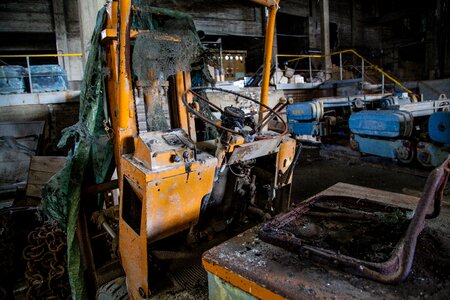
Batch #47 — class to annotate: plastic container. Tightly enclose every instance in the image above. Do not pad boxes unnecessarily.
[0,65,26,94]
[284,67,295,78]
[29,65,69,92]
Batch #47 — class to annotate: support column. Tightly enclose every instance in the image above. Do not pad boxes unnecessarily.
[350,0,358,68]
[320,0,332,80]
[308,0,320,50]
[77,0,105,65]
[425,0,441,79]
[350,0,356,48]
[52,0,69,70]
[260,4,279,113]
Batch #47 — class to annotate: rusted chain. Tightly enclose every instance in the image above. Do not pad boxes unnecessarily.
[22,222,70,299]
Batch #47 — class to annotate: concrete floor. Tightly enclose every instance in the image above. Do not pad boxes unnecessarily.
[292,146,448,203]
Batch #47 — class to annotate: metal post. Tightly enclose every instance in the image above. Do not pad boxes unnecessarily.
[381,73,385,94]
[260,2,279,122]
[118,0,132,130]
[320,0,331,80]
[309,57,313,83]
[26,56,33,93]
[339,52,343,80]
[218,38,223,81]
[361,58,364,82]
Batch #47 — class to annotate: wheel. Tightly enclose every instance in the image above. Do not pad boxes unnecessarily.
[96,276,128,300]
[395,141,415,164]
[349,134,359,151]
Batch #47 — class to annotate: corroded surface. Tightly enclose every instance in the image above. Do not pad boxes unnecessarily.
[203,183,450,299]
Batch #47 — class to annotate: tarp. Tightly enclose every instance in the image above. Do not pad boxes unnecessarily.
[41,3,212,299]
[41,7,112,300]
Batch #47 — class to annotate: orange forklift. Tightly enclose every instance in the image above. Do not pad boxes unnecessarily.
[97,0,295,299]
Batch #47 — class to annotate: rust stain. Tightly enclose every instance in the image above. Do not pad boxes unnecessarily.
[259,157,450,284]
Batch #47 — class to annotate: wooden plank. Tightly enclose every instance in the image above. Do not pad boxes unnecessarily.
[27,170,56,185]
[0,39,56,52]
[25,156,65,198]
[0,12,52,23]
[0,12,52,35]
[189,8,258,22]
[194,19,263,37]
[26,184,43,198]
[0,20,54,33]
[147,1,263,36]
[318,182,420,210]
[0,1,51,13]
[28,156,66,173]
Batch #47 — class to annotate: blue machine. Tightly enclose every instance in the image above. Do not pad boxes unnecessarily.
[429,111,450,143]
[416,111,450,167]
[349,103,450,166]
[380,93,411,109]
[287,92,450,167]
[349,110,413,138]
[287,94,389,142]
[349,110,415,163]
[286,101,323,141]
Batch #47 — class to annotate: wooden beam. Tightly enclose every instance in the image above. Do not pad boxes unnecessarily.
[0,2,51,13]
[26,156,66,199]
[82,179,119,196]
[0,11,54,33]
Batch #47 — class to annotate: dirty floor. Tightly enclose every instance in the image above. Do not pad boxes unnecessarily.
[293,145,450,203]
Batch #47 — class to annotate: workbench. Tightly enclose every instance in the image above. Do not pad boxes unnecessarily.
[202,183,450,299]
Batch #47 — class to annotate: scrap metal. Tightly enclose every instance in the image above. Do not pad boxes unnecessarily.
[259,156,450,284]
[22,222,70,299]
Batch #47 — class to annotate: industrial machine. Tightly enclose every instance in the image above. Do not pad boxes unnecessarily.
[99,0,296,299]
[287,94,388,142]
[349,95,450,166]
[419,111,450,166]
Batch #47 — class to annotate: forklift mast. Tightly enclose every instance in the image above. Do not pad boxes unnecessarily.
[101,1,292,299]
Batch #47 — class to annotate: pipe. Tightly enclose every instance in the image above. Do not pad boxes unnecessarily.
[118,0,132,130]
[259,1,280,121]
[102,221,117,239]
[249,0,278,7]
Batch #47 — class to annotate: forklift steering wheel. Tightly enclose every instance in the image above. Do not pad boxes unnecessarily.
[181,86,288,139]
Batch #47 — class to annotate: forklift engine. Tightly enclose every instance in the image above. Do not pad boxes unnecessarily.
[100,1,296,299]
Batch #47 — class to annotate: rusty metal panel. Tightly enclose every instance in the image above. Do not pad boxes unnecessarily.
[228,137,281,165]
[259,157,450,284]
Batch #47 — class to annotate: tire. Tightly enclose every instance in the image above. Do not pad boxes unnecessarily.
[97,276,129,300]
